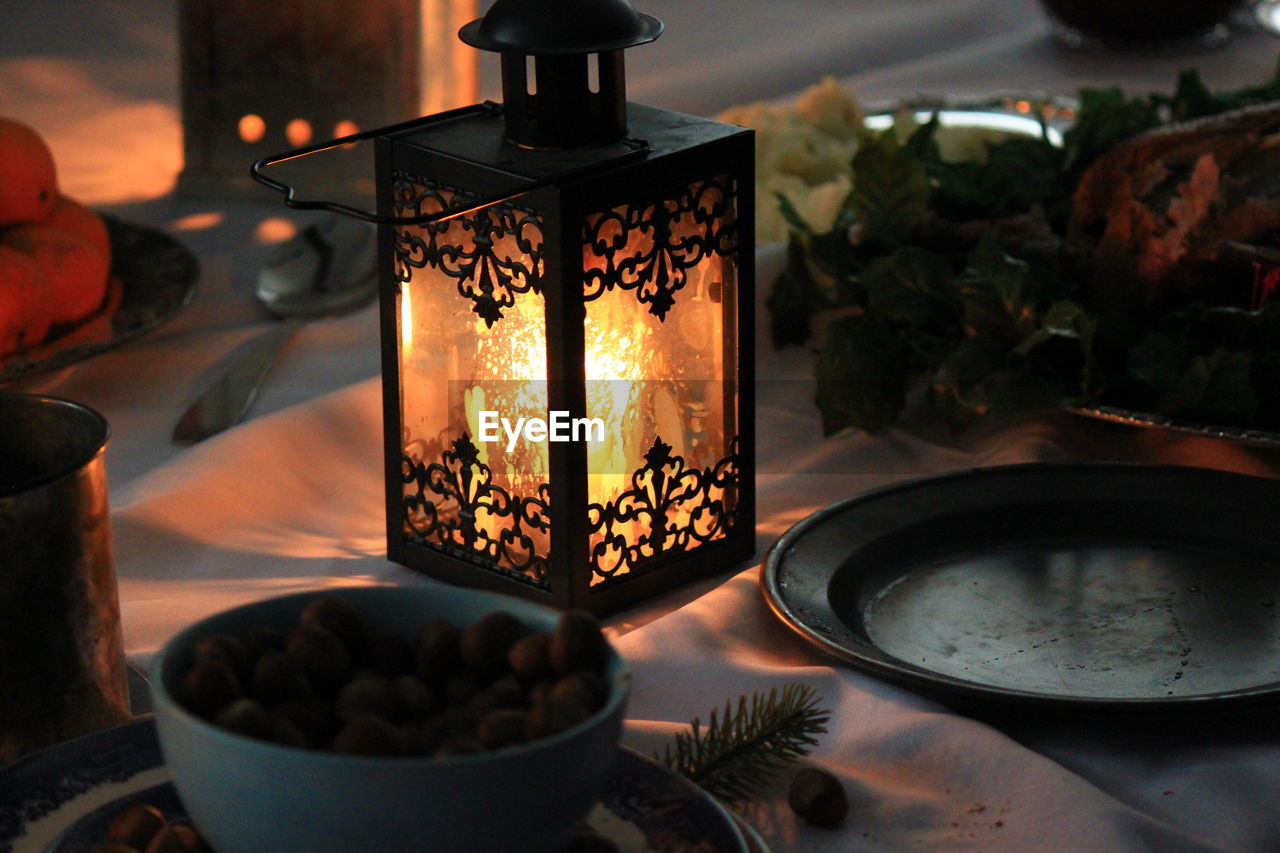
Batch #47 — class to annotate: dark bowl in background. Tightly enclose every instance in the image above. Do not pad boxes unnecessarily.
[1039,0,1243,45]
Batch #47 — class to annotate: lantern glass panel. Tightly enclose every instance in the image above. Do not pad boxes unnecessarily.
[582,175,742,586]
[393,173,552,588]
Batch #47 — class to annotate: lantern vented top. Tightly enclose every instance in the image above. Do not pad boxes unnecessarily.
[458,0,662,55]
[458,0,663,149]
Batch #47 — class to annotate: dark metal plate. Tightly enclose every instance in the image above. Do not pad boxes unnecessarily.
[1069,404,1280,451]
[762,464,1280,717]
[0,216,198,383]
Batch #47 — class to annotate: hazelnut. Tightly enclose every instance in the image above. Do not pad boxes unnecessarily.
[433,734,483,757]
[336,675,398,723]
[459,611,528,671]
[286,625,352,690]
[508,631,553,681]
[549,611,608,676]
[398,724,434,756]
[273,699,335,746]
[439,707,480,736]
[332,715,402,756]
[788,767,848,829]
[363,631,411,678]
[248,652,312,705]
[181,660,240,718]
[414,619,461,682]
[467,674,527,713]
[443,671,485,707]
[566,826,621,853]
[105,803,165,849]
[269,715,309,748]
[393,674,439,721]
[215,699,275,740]
[300,596,366,655]
[476,709,528,749]
[192,634,252,682]
[144,824,204,853]
[525,688,591,739]
[420,708,478,749]
[550,671,607,714]
[244,625,286,657]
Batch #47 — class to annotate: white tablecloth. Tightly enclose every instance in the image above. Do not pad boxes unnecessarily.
[4,2,1280,851]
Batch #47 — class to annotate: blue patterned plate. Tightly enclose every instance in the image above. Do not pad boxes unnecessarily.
[0,719,747,853]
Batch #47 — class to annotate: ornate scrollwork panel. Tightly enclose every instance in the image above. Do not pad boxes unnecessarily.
[586,435,741,585]
[582,175,739,321]
[392,171,545,327]
[402,433,552,588]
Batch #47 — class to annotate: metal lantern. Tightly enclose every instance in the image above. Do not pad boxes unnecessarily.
[179,0,477,197]
[255,0,755,615]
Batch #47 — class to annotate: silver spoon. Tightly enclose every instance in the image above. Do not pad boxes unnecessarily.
[172,215,377,444]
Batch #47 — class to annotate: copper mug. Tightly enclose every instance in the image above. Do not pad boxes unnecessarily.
[0,393,129,762]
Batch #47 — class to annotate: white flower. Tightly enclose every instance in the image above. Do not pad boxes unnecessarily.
[758,174,852,243]
[794,77,865,140]
[719,79,865,242]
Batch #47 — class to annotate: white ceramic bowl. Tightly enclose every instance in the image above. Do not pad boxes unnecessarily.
[151,585,630,853]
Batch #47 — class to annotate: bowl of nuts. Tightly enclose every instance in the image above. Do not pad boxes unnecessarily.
[149,585,629,853]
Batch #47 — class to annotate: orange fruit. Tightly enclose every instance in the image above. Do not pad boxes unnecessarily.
[0,118,58,226]
[1,224,108,326]
[43,195,110,262]
[0,246,52,357]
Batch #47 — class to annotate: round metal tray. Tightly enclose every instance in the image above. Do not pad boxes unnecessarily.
[762,463,1280,718]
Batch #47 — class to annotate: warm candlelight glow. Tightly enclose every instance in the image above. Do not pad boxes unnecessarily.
[285,118,313,147]
[254,217,298,244]
[238,113,266,143]
[170,211,226,232]
[395,199,551,571]
[399,285,413,355]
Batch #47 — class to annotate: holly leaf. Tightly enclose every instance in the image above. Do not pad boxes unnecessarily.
[1157,61,1280,119]
[1161,348,1258,425]
[1160,69,1220,122]
[1062,87,1161,176]
[806,228,862,280]
[1128,328,1188,400]
[860,247,957,329]
[1014,300,1096,395]
[774,191,814,236]
[957,233,1038,344]
[931,135,1064,220]
[931,338,998,428]
[932,339,1065,429]
[903,112,940,162]
[768,234,829,347]
[814,313,909,435]
[850,128,930,247]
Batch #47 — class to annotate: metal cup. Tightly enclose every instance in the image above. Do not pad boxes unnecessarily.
[0,393,129,762]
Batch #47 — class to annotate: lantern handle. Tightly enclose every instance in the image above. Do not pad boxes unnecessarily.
[250,102,651,228]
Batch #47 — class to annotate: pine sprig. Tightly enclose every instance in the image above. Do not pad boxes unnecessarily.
[657,684,830,806]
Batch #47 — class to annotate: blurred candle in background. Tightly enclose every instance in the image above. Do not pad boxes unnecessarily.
[177,0,478,199]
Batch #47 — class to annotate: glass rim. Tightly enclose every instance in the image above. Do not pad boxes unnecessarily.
[0,392,110,498]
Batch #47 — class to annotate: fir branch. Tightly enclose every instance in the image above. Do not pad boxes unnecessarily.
[657,684,831,806]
